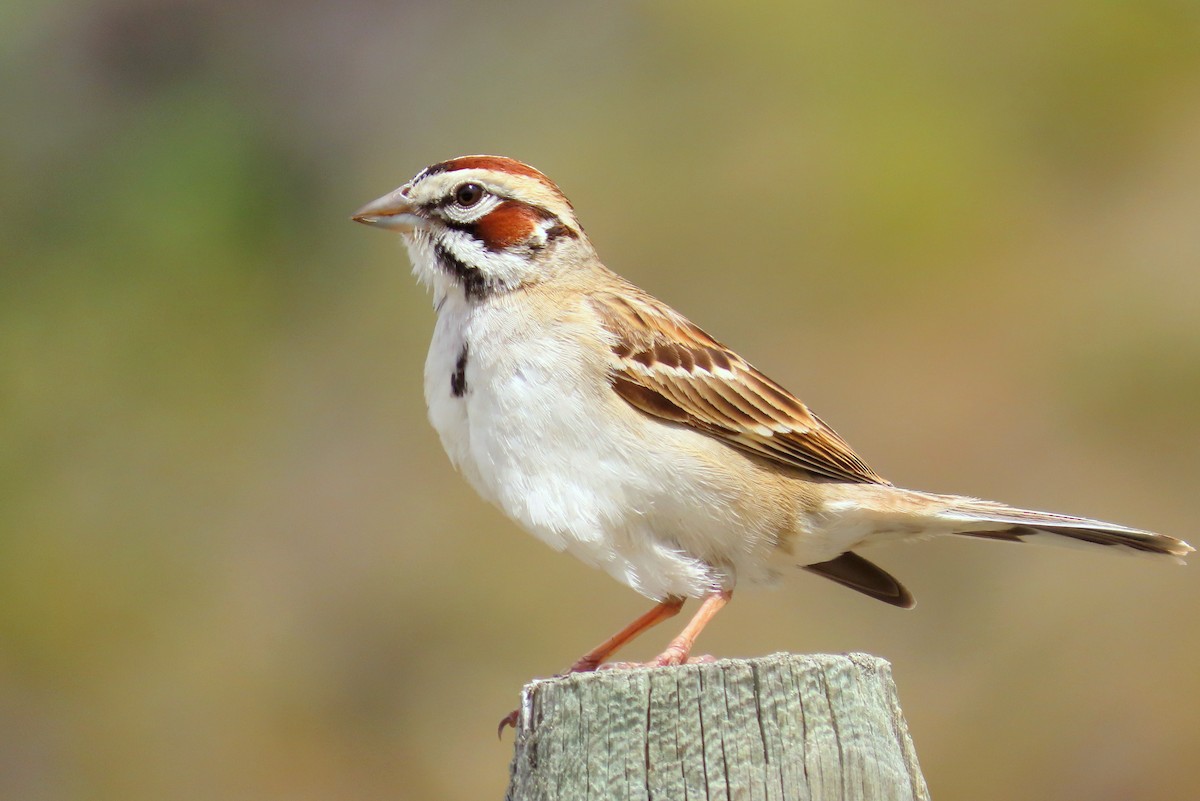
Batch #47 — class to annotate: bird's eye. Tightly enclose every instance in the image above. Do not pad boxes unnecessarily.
[454,183,485,207]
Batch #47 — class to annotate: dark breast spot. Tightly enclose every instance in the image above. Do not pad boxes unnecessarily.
[451,342,469,398]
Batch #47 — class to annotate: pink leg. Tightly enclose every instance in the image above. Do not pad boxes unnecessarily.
[649,589,731,667]
[499,597,686,735]
[566,597,686,673]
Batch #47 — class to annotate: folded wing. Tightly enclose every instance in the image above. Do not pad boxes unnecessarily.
[590,286,889,485]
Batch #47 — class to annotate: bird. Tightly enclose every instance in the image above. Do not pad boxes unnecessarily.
[352,154,1193,680]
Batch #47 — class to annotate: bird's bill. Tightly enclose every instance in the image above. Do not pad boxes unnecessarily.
[351,189,421,232]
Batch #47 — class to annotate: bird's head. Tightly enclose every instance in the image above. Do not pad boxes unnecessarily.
[353,155,590,301]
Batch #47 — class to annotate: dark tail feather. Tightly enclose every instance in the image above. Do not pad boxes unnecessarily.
[941,498,1193,561]
[804,552,915,608]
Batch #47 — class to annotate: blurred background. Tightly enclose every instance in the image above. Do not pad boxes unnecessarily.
[2,0,1198,798]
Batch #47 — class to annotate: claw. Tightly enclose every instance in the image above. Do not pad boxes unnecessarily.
[650,646,689,667]
[497,708,519,738]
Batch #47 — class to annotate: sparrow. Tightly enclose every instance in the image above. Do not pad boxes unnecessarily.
[352,155,1193,679]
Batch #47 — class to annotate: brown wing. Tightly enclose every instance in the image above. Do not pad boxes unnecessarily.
[590,287,890,485]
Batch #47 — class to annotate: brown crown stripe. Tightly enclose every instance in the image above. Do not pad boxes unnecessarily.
[425,156,568,200]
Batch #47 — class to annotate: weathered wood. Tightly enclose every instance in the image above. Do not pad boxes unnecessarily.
[505,652,929,801]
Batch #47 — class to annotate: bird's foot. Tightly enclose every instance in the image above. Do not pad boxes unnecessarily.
[563,655,602,674]
[596,660,641,671]
[496,653,719,736]
[649,644,689,667]
[497,709,520,737]
[648,650,719,667]
[596,654,716,670]
[498,655,615,736]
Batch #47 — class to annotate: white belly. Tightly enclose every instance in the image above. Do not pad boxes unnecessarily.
[423,292,781,600]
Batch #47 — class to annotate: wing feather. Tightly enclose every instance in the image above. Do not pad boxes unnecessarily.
[590,286,889,485]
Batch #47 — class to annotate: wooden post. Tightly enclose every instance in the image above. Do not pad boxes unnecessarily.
[505,652,929,801]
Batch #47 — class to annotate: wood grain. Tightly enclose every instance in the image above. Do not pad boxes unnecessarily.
[505,652,929,801]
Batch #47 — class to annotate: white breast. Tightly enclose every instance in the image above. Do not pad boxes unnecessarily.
[425,290,630,536]
[424,293,474,477]
[422,289,778,601]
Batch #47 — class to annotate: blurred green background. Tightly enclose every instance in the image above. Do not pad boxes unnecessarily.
[3,1,1198,798]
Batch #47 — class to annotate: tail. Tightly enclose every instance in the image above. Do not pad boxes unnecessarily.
[803,486,1192,607]
[928,493,1193,562]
